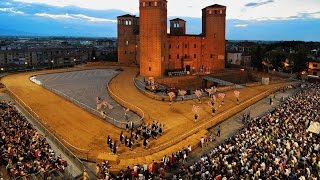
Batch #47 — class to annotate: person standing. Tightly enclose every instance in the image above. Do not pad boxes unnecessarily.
[217,125,221,137]
[200,137,204,148]
[82,169,89,180]
[194,113,198,122]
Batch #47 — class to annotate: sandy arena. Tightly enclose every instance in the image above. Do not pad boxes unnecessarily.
[1,66,292,171]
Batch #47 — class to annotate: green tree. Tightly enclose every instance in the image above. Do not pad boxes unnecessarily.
[251,45,264,69]
[288,53,309,72]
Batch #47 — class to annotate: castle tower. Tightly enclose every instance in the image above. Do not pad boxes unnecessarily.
[170,18,186,35]
[202,4,226,70]
[117,14,139,65]
[139,0,168,77]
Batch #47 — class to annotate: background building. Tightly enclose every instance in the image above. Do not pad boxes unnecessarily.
[118,0,226,77]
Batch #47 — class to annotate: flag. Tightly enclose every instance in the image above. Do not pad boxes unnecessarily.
[108,104,113,110]
[234,91,240,97]
[97,103,102,110]
[195,90,202,98]
[168,92,175,101]
[102,100,108,106]
[96,97,101,104]
[211,95,216,102]
[192,105,200,114]
[218,93,225,99]
[178,90,187,96]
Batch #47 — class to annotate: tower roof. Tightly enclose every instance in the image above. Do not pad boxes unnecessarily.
[203,4,226,9]
[117,14,136,18]
[170,18,186,22]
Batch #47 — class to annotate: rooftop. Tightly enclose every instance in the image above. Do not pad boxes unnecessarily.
[117,14,136,18]
[170,18,186,22]
[203,4,226,9]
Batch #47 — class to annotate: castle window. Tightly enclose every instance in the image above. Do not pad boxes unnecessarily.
[177,44,179,49]
[149,67,151,71]
[154,1,157,6]
[125,20,128,25]
[169,55,171,59]
[214,33,216,38]
[149,2,151,6]
[128,20,132,25]
[124,51,127,54]
[126,41,129,45]
[210,54,213,58]
[209,10,212,14]
[118,20,121,24]
[185,54,187,58]
[143,2,145,7]
[177,54,179,59]
[169,44,171,49]
[194,44,197,48]
[220,10,223,14]
[194,54,196,58]
[185,44,187,48]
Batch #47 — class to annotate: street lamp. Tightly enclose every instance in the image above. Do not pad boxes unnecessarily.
[51,60,54,69]
[25,61,28,72]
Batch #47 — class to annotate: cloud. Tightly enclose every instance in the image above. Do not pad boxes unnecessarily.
[234,24,248,28]
[0,7,25,14]
[34,12,117,23]
[245,0,274,7]
[34,13,75,19]
[72,14,117,23]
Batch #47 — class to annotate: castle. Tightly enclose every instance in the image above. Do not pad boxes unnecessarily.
[117,0,226,78]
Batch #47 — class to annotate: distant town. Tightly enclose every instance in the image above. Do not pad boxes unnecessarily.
[0,36,319,80]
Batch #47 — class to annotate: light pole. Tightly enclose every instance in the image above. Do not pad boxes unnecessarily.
[73,58,76,66]
[51,60,54,69]
[24,61,28,72]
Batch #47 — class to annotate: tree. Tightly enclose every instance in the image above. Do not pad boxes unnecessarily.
[288,53,309,72]
[251,45,264,69]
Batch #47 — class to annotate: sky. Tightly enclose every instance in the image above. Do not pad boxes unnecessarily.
[1,0,320,41]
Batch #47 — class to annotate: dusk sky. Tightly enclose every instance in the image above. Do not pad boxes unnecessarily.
[1,0,320,41]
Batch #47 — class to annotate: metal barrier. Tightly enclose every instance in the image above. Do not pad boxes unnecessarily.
[4,87,97,179]
[106,74,145,127]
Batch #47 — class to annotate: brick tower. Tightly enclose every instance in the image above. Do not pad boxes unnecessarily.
[117,14,139,65]
[170,18,186,35]
[139,0,168,77]
[202,4,226,71]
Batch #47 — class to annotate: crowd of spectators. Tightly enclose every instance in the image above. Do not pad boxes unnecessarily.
[0,101,68,179]
[174,83,320,179]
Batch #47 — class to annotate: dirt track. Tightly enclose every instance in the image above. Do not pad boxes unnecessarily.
[1,67,291,170]
[1,69,122,160]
